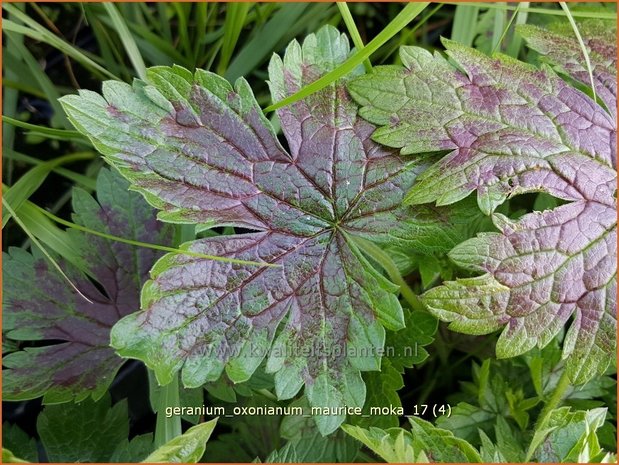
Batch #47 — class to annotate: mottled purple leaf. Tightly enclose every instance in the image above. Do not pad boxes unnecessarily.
[59,26,476,434]
[2,168,173,402]
[348,33,617,384]
[519,20,617,120]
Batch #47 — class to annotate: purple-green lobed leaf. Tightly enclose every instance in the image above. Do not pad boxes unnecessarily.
[518,20,617,120]
[59,26,477,434]
[348,26,617,385]
[2,168,174,403]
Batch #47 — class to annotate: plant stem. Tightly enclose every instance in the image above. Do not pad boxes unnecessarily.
[350,235,425,312]
[154,372,182,448]
[538,368,571,426]
[526,368,571,460]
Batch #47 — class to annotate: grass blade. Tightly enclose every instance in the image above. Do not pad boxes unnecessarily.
[264,2,430,112]
[83,6,127,80]
[3,4,24,186]
[2,116,84,140]
[17,201,85,270]
[3,4,119,80]
[35,205,279,268]
[4,150,97,190]
[337,2,372,72]
[451,4,479,46]
[225,3,308,81]
[491,3,507,52]
[157,2,172,42]
[491,3,521,55]
[440,2,616,20]
[4,31,70,129]
[559,2,598,103]
[379,3,444,63]
[193,2,210,66]
[93,10,187,66]
[103,2,147,79]
[506,2,529,57]
[2,196,93,303]
[2,152,95,228]
[217,3,252,75]
[171,3,192,64]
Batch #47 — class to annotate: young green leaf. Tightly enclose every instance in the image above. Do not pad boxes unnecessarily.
[356,361,405,429]
[493,416,527,462]
[2,168,174,403]
[475,416,527,463]
[479,430,507,463]
[343,418,482,463]
[408,416,483,463]
[342,424,417,463]
[265,442,299,463]
[528,407,608,462]
[59,25,476,434]
[109,435,155,463]
[2,449,30,464]
[349,26,617,385]
[142,419,218,463]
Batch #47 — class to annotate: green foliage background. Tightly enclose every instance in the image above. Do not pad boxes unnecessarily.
[2,2,617,463]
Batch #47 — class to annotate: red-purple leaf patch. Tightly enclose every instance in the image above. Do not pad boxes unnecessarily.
[519,20,617,120]
[348,28,617,384]
[3,168,173,402]
[59,26,478,434]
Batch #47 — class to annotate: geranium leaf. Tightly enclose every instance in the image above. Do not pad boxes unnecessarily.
[518,20,617,119]
[2,423,37,463]
[353,311,437,429]
[348,28,617,385]
[342,425,417,463]
[343,418,482,463]
[59,25,474,435]
[109,435,154,462]
[37,394,132,462]
[408,417,482,463]
[528,407,607,462]
[279,397,360,462]
[2,168,173,402]
[207,395,281,462]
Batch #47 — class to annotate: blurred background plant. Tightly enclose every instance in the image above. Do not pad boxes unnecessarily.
[2,2,616,462]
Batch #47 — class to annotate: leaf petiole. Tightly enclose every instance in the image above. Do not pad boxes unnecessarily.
[153,372,182,449]
[525,368,572,460]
